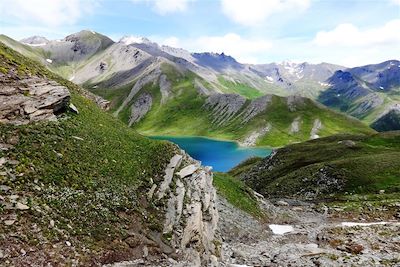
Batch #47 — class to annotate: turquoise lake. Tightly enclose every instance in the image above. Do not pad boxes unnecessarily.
[150,136,272,172]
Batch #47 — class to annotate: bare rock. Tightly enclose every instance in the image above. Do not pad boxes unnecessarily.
[15,202,29,210]
[0,75,70,125]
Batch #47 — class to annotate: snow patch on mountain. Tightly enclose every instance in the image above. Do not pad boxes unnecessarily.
[119,36,152,45]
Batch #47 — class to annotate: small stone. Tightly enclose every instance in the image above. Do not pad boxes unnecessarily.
[20,249,26,255]
[292,206,303,211]
[143,246,148,258]
[7,159,20,165]
[0,185,10,192]
[0,157,6,166]
[69,103,79,114]
[379,189,385,194]
[346,244,364,254]
[9,195,19,201]
[72,136,84,141]
[4,219,16,226]
[50,220,55,228]
[65,241,71,247]
[277,200,289,206]
[53,150,63,158]
[15,202,29,210]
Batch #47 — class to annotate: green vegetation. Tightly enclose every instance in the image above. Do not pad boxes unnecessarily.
[213,172,264,218]
[228,157,263,177]
[233,132,400,199]
[92,63,373,148]
[218,76,264,99]
[0,42,174,263]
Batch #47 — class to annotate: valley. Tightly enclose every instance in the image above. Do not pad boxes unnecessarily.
[0,31,389,148]
[0,29,399,267]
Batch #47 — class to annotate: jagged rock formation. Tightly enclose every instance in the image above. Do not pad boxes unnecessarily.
[148,152,219,266]
[203,94,275,126]
[203,94,246,125]
[0,73,70,125]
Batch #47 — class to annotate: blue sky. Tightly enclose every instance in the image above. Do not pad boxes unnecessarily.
[0,0,399,66]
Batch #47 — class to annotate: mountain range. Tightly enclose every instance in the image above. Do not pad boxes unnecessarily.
[1,30,399,145]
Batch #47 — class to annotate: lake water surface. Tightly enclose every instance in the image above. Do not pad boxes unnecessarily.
[151,136,272,172]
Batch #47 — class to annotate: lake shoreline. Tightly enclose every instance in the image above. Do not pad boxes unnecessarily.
[145,134,276,149]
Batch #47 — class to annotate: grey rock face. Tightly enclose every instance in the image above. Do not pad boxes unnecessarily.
[128,93,152,126]
[150,153,219,266]
[159,74,171,104]
[240,124,271,147]
[287,95,305,112]
[194,78,211,96]
[204,94,246,125]
[310,119,323,139]
[350,93,384,117]
[239,95,272,123]
[290,116,302,134]
[114,67,161,117]
[0,74,70,125]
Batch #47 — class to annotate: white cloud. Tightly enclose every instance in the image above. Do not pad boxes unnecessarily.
[313,19,400,47]
[0,0,98,27]
[160,33,272,63]
[220,0,311,26]
[132,0,193,14]
[391,0,400,5]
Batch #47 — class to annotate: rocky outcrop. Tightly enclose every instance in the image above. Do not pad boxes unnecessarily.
[203,94,273,126]
[350,93,384,118]
[114,68,161,116]
[149,152,219,266]
[287,95,305,112]
[239,95,272,123]
[240,124,271,147]
[128,93,152,126]
[159,74,172,104]
[194,79,211,96]
[204,94,246,126]
[289,116,302,134]
[310,118,322,139]
[0,74,70,125]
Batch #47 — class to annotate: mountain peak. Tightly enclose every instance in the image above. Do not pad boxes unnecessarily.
[20,36,49,46]
[119,35,154,46]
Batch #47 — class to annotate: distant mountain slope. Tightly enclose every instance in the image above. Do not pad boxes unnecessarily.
[231,132,400,199]
[318,60,400,129]
[95,63,373,147]
[0,32,375,146]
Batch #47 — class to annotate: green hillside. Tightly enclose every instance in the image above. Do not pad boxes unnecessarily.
[231,132,400,199]
[92,64,374,147]
[0,42,175,264]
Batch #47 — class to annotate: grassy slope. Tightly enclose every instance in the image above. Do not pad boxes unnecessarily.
[231,132,400,198]
[96,64,373,147]
[213,172,264,218]
[217,76,265,99]
[0,42,174,264]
